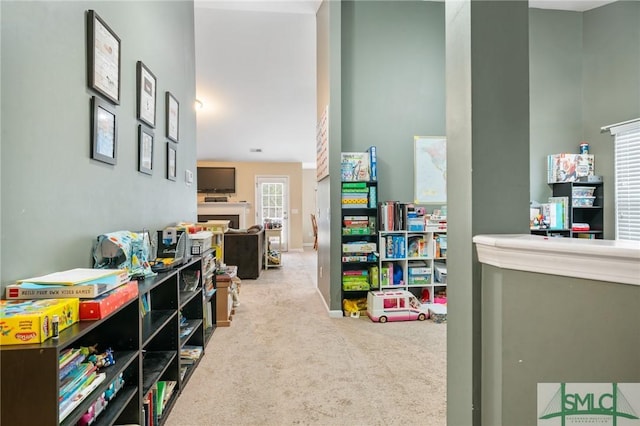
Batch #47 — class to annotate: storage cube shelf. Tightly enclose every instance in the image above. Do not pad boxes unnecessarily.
[340,175,378,316]
[378,230,447,304]
[531,181,603,239]
[0,252,217,426]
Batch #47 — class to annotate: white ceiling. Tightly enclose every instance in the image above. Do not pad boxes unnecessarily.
[193,0,618,166]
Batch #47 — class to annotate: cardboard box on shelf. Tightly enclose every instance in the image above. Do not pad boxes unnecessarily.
[0,298,80,345]
[79,281,139,321]
[547,154,595,183]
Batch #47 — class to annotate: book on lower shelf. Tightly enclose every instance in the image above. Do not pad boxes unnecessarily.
[180,345,203,365]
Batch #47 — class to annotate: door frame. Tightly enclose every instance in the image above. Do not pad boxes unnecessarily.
[255,175,289,252]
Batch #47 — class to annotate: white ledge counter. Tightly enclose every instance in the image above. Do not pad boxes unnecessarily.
[473,234,640,286]
[472,234,640,426]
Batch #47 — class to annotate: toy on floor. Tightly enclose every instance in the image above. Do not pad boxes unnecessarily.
[366,290,430,323]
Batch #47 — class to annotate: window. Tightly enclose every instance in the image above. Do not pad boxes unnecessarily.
[605,119,640,241]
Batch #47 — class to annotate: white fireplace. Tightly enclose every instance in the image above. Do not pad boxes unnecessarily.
[197,202,251,229]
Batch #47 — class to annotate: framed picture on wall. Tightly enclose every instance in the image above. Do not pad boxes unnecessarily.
[136,61,157,128]
[167,142,177,181]
[138,125,154,175]
[166,92,179,143]
[91,96,117,165]
[414,136,447,204]
[86,10,121,105]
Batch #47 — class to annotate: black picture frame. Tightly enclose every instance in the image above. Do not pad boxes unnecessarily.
[136,61,157,128]
[167,142,177,181]
[87,10,121,105]
[91,96,117,165]
[138,125,154,175]
[166,92,179,143]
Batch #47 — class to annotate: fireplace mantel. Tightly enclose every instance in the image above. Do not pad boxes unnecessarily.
[197,202,252,229]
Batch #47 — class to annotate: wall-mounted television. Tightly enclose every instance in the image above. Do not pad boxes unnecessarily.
[197,167,236,194]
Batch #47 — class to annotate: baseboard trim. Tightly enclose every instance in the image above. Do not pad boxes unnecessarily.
[316,288,344,318]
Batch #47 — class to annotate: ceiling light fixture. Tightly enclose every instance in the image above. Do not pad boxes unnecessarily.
[194,99,203,110]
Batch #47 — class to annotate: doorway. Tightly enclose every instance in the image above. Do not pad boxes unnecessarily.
[255,176,289,252]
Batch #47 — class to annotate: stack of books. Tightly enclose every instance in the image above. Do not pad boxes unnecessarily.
[342,182,371,208]
[342,270,370,291]
[58,349,108,422]
[6,268,129,300]
[342,215,375,236]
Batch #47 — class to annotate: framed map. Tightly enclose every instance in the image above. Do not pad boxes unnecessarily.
[414,136,446,204]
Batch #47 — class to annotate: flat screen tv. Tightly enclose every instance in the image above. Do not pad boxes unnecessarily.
[197,167,236,194]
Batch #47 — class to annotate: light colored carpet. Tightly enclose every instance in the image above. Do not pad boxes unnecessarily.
[165,250,447,426]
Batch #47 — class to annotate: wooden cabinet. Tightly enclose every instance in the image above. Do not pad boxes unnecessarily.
[0,255,216,426]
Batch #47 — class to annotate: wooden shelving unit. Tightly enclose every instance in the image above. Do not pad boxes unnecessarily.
[0,254,217,426]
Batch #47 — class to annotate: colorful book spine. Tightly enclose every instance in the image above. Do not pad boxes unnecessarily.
[368,146,377,181]
[368,186,377,208]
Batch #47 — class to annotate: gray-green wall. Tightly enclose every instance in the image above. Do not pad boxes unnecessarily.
[529,9,584,204]
[582,1,640,239]
[530,2,640,238]
[341,0,445,204]
[1,1,197,285]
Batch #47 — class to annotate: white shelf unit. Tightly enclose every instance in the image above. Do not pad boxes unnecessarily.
[378,230,447,303]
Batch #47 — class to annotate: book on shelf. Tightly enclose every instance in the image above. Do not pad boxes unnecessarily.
[367,146,377,181]
[156,380,177,418]
[59,372,106,423]
[140,293,151,317]
[7,269,129,299]
[180,345,203,364]
[59,348,85,381]
[542,202,564,229]
[341,152,370,182]
[368,185,377,208]
[342,182,368,189]
[17,268,128,287]
[548,196,569,230]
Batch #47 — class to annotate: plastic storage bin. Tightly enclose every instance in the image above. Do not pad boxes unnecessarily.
[572,187,596,197]
[572,196,595,207]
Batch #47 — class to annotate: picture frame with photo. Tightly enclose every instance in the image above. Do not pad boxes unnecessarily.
[87,10,121,105]
[166,91,179,143]
[136,61,157,128]
[167,142,177,181]
[91,96,117,165]
[138,125,154,175]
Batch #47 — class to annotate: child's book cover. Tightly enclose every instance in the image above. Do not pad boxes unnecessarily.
[341,152,370,182]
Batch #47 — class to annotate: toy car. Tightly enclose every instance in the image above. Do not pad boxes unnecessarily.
[366,290,431,323]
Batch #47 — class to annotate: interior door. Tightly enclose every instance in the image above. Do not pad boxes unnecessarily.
[256,176,289,252]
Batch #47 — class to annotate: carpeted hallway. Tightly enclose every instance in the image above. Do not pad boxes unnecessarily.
[166,249,447,426]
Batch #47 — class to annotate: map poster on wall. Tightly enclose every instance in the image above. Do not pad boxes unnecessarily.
[414,136,447,204]
[316,105,329,181]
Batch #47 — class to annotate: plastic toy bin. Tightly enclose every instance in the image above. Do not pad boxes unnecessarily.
[572,196,595,207]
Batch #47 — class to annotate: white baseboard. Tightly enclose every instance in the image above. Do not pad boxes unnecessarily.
[316,288,344,318]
